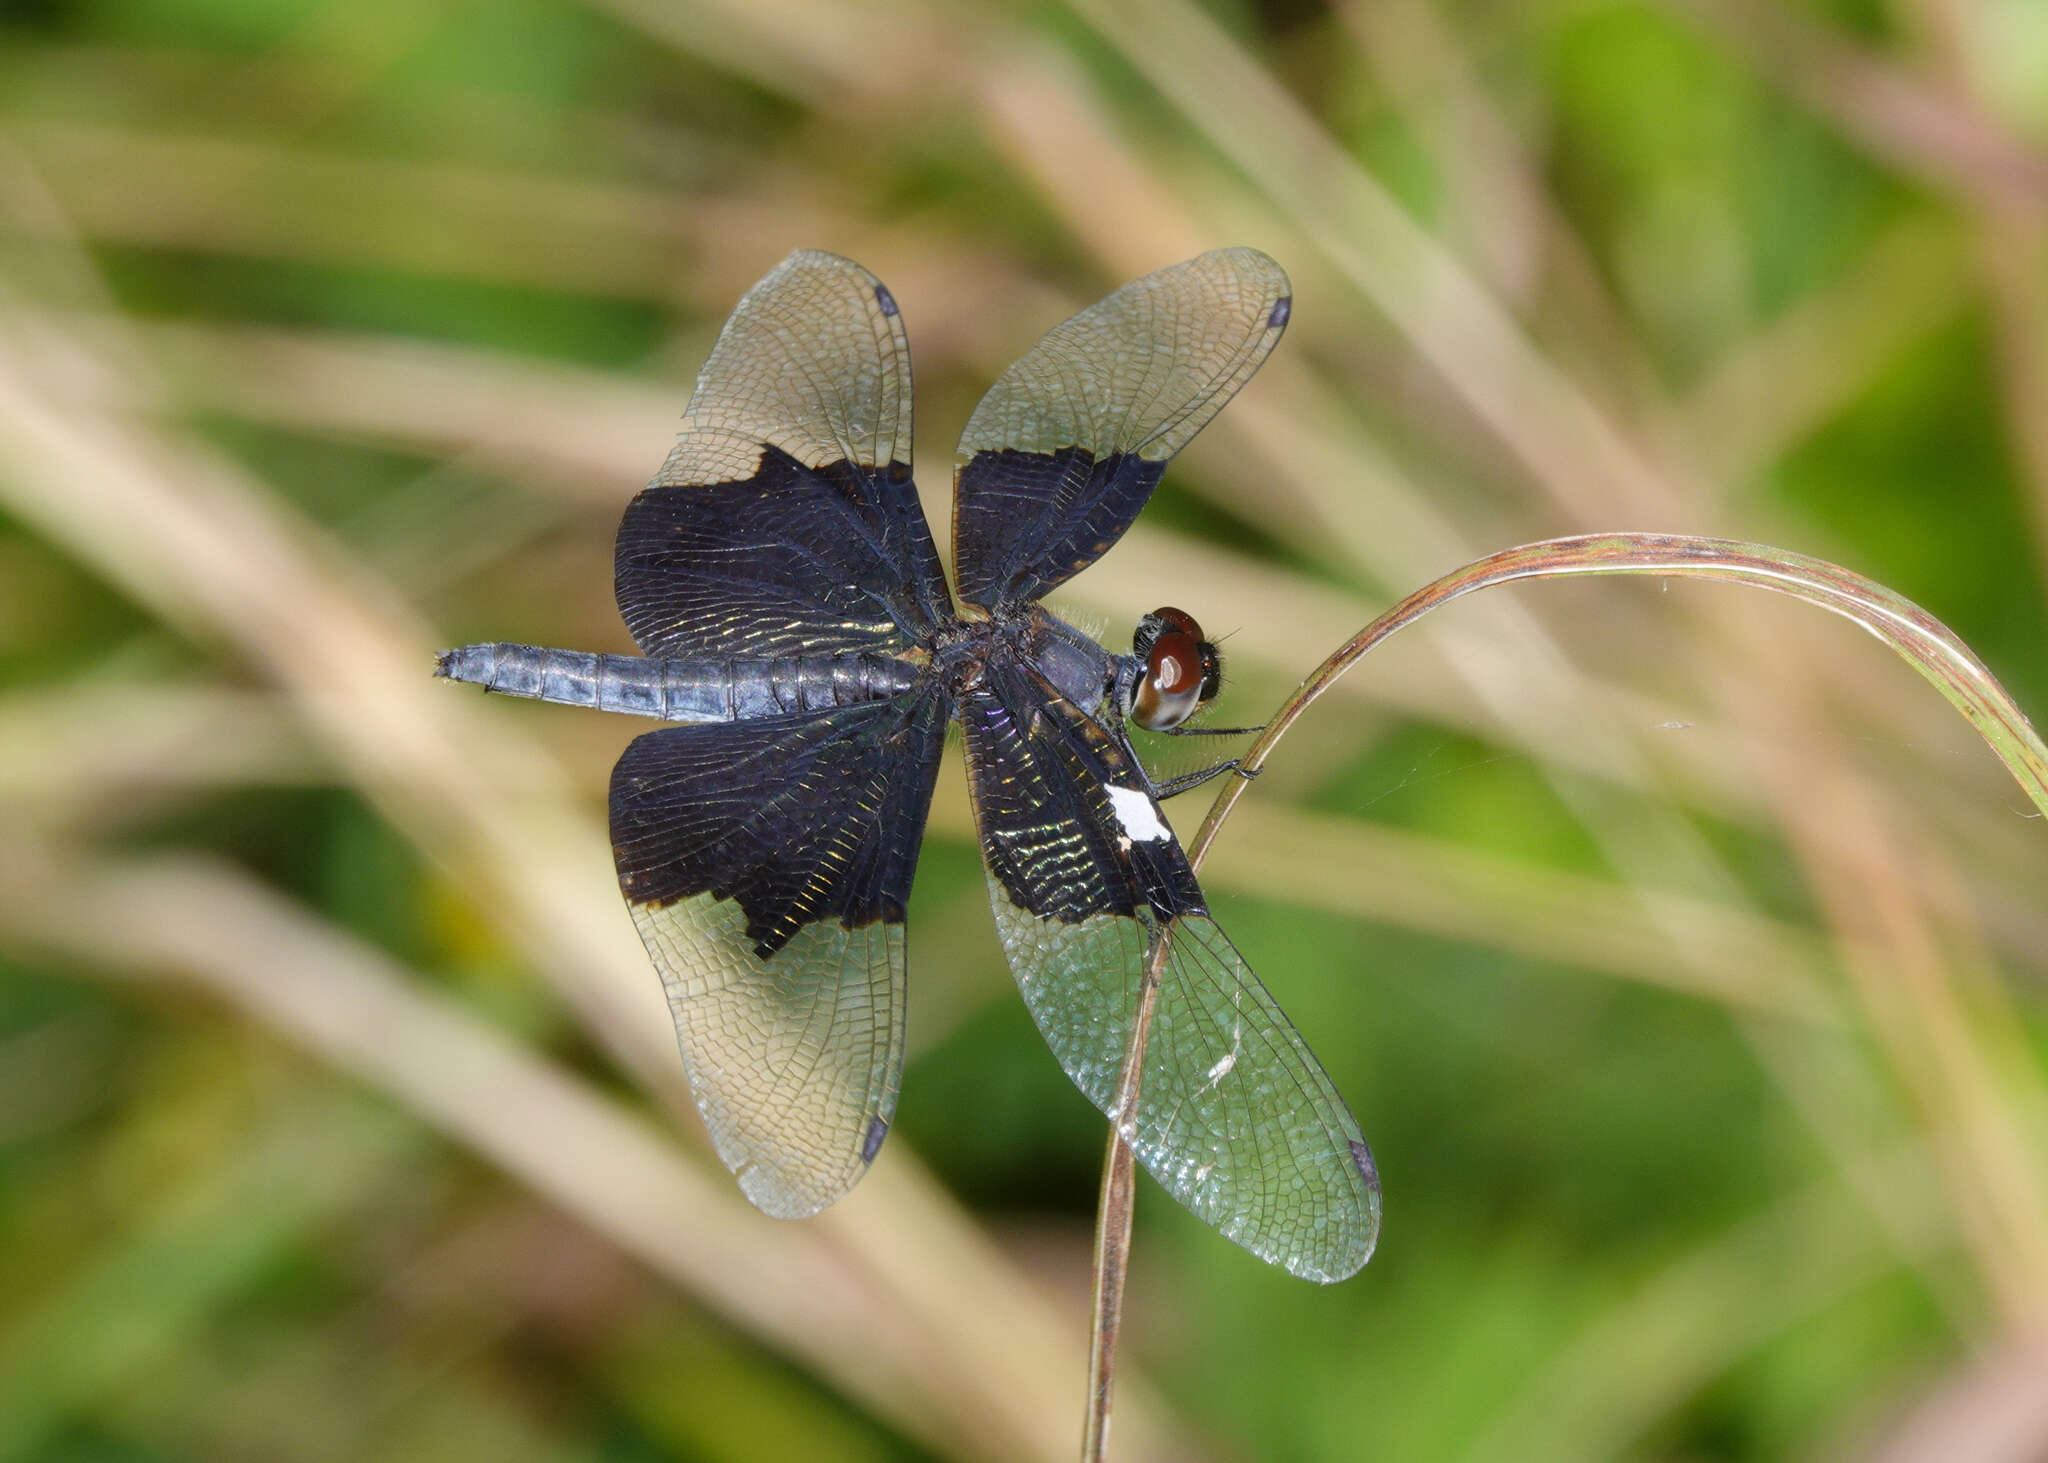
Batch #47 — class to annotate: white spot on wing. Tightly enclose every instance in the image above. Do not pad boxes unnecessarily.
[1106,784,1170,842]
[1206,1051,1236,1083]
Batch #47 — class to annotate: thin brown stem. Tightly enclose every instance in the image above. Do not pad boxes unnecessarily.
[1190,533,2048,867]
[1081,1128,1135,1461]
[1082,926,1174,1462]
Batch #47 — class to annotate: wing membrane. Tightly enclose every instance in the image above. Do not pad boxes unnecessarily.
[617,251,949,657]
[960,657,1378,1281]
[610,688,947,1215]
[952,248,1290,609]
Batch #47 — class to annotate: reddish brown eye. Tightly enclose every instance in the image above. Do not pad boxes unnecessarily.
[1149,606,1202,639]
[1128,606,1226,731]
[1148,632,1203,695]
[1132,628,1205,730]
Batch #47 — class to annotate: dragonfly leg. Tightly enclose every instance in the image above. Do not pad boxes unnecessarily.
[1162,721,1267,738]
[1151,758,1260,799]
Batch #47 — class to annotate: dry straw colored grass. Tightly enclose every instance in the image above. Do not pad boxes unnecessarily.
[0,0,2045,1459]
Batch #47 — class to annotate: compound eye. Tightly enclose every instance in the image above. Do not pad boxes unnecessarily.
[1133,605,1201,657]
[1131,621,1207,731]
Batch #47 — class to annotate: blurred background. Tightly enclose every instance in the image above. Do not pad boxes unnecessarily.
[2,0,2046,1459]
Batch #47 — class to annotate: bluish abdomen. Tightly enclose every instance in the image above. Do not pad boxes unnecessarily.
[435,644,922,721]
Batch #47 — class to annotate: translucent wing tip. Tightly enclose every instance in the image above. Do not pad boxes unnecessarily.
[1167,244,1291,316]
[1285,1139,1383,1283]
[774,246,870,274]
[1200,243,1288,285]
[734,1128,886,1219]
[724,249,890,332]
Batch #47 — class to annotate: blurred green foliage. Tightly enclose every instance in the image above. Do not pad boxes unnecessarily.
[2,0,2045,1459]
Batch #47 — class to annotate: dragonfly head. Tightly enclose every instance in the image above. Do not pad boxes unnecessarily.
[1128,606,1222,731]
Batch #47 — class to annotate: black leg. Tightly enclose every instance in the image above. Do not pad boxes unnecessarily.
[1163,721,1266,738]
[1151,759,1260,799]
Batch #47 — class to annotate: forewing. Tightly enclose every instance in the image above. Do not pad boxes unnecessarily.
[609,688,947,1216]
[952,248,1290,609]
[617,251,950,658]
[960,659,1379,1281]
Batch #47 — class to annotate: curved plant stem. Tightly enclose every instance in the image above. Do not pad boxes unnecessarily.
[1191,533,2048,864]
[1083,924,1173,1462]
[1081,1114,1130,1450]
[1080,1076,1137,1459]
[1079,531,2048,1461]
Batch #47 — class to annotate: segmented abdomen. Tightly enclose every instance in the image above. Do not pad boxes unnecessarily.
[435,643,922,722]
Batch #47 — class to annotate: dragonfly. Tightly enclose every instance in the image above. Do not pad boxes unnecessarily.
[438,248,1380,1281]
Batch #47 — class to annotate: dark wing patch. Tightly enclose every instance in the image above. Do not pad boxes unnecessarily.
[952,248,1290,609]
[617,444,943,658]
[617,251,949,656]
[952,447,1165,617]
[959,656,1197,926]
[959,656,1377,1280]
[608,688,946,1216]
[611,690,946,954]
